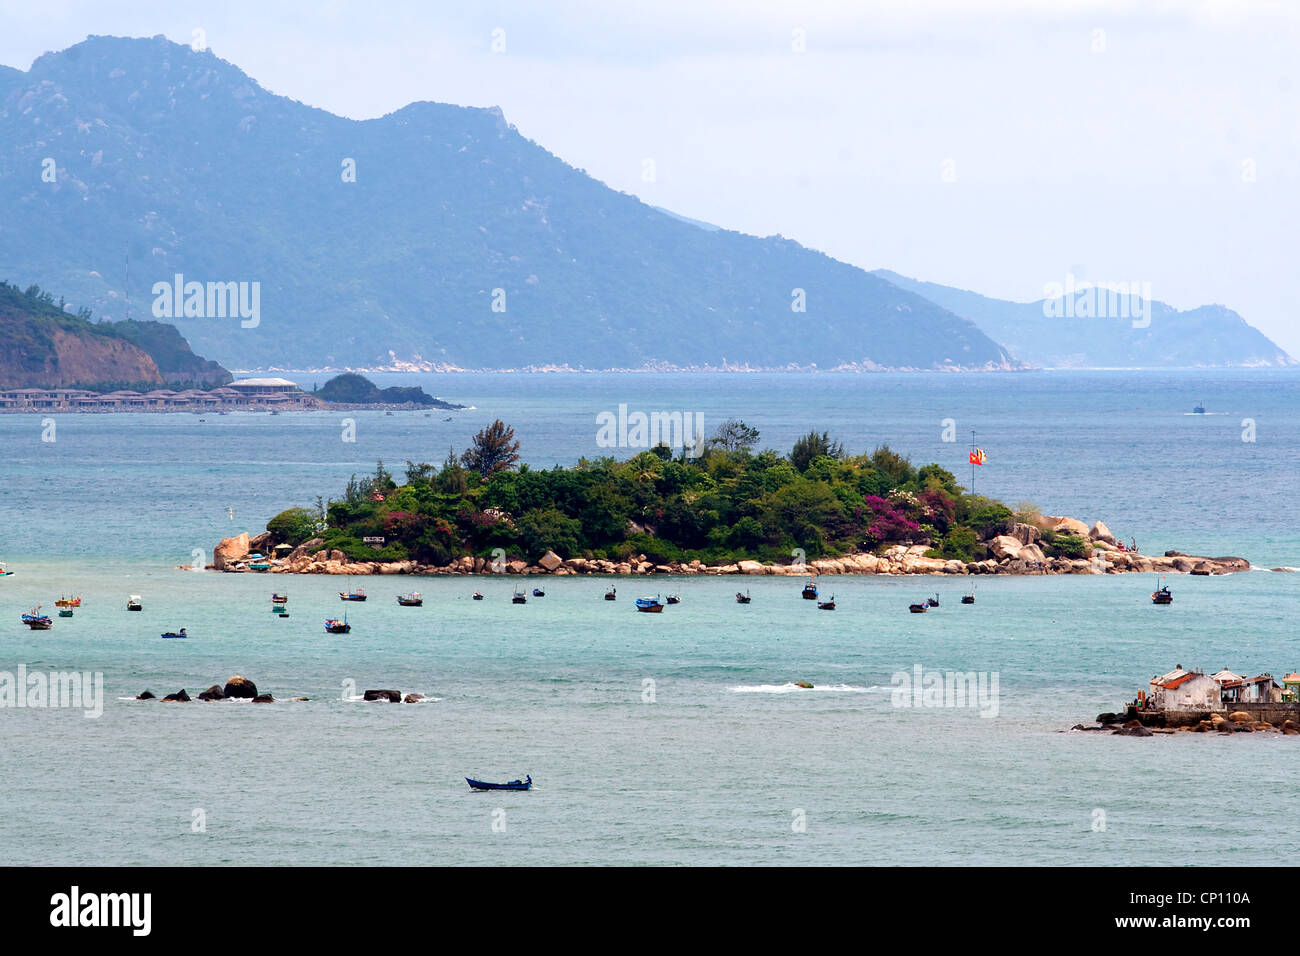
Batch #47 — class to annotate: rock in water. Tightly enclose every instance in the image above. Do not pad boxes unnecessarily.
[197,684,225,701]
[403,694,424,703]
[136,690,156,700]
[213,532,251,571]
[223,675,258,699]
[363,689,402,702]
[162,689,191,702]
[252,694,275,703]
[1112,725,1153,737]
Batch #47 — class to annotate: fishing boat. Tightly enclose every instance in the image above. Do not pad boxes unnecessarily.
[635,595,665,613]
[532,587,545,597]
[927,594,940,608]
[54,596,81,607]
[278,610,290,618]
[736,589,751,604]
[271,603,286,614]
[1151,577,1173,605]
[665,594,681,605]
[817,595,836,610]
[58,607,74,618]
[0,563,12,577]
[339,584,367,601]
[397,592,423,607]
[271,592,289,604]
[161,629,188,639]
[466,775,532,791]
[1193,402,1206,414]
[961,588,975,605]
[22,607,52,629]
[512,590,527,604]
[604,586,617,601]
[908,602,929,613]
[248,553,270,572]
[801,579,819,600]
[324,617,351,633]
[127,595,143,611]
[472,591,484,601]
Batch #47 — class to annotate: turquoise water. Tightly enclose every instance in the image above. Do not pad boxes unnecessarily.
[2,370,1299,865]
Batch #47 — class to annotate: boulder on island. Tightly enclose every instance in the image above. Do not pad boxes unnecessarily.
[197,685,225,701]
[988,535,1024,560]
[213,532,251,571]
[363,689,402,702]
[537,550,564,572]
[1089,521,1117,545]
[1228,711,1253,724]
[222,676,258,699]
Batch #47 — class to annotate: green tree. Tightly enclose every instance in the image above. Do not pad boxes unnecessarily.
[708,419,761,453]
[462,420,521,478]
[790,431,844,472]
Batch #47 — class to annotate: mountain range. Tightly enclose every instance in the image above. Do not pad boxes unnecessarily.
[0,35,1290,372]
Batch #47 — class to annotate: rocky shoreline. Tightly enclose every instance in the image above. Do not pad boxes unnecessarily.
[207,515,1252,578]
[1075,707,1300,736]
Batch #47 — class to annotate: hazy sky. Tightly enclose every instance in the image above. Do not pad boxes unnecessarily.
[4,1,1299,353]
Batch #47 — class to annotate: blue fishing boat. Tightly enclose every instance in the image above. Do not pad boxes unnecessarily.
[325,616,351,633]
[22,607,52,629]
[532,587,545,597]
[801,579,818,600]
[161,629,188,639]
[512,590,527,604]
[1193,402,1206,414]
[635,595,664,613]
[466,775,532,791]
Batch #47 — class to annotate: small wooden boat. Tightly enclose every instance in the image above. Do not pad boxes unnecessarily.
[466,775,532,791]
[817,596,836,610]
[271,603,286,614]
[161,629,188,639]
[324,617,351,633]
[0,562,13,577]
[532,587,545,597]
[397,592,423,607]
[58,608,74,618]
[271,593,289,604]
[248,553,270,572]
[909,603,928,613]
[22,607,52,629]
[278,611,290,618]
[127,595,143,611]
[472,591,484,601]
[1151,584,1173,605]
[604,586,617,601]
[801,579,819,600]
[512,590,527,604]
[665,594,681,605]
[340,586,367,601]
[927,594,940,608]
[736,589,751,604]
[635,595,665,613]
[55,595,82,607]
[960,591,975,605]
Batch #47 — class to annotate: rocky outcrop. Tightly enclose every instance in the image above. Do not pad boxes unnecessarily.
[213,532,250,571]
[222,675,257,699]
[197,684,225,701]
[162,689,191,702]
[252,694,274,703]
[537,550,563,572]
[136,690,156,700]
[363,689,402,702]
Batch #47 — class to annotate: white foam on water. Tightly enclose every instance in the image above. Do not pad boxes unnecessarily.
[730,682,875,694]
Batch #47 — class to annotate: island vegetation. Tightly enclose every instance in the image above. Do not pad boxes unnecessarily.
[263,419,1091,568]
[311,372,466,409]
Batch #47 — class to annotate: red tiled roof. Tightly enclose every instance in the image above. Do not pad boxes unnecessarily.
[1161,672,1204,690]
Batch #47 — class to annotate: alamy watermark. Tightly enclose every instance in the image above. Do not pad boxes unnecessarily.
[152,273,260,328]
[1042,273,1152,328]
[1,666,103,718]
[595,404,705,458]
[890,664,999,718]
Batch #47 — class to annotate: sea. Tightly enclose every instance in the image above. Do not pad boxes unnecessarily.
[1,369,1298,866]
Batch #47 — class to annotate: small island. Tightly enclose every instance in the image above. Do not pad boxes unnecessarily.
[311,372,466,410]
[210,419,1248,577]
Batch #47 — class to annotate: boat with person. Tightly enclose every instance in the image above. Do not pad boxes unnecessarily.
[1151,577,1173,605]
[604,586,617,601]
[0,563,13,577]
[736,589,751,604]
[54,596,82,607]
[635,595,665,613]
[908,602,929,613]
[22,607,53,629]
[466,775,532,791]
[127,595,143,611]
[532,587,545,597]
[397,592,423,607]
[324,616,351,633]
[512,590,527,604]
[665,594,680,605]
[801,579,819,600]
[961,587,975,605]
[817,595,836,610]
[927,594,940,608]
[339,584,367,601]
[161,629,188,639]
[472,591,484,601]
[271,592,289,604]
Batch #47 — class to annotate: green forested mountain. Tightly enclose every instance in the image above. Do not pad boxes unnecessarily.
[0,36,1015,372]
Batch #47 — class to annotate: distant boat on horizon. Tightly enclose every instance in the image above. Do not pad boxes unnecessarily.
[1193,401,1206,414]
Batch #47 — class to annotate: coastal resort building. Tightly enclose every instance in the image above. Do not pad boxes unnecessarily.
[1148,667,1222,712]
[0,379,319,412]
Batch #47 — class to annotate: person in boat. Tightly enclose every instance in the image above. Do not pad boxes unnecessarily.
[179,628,186,637]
